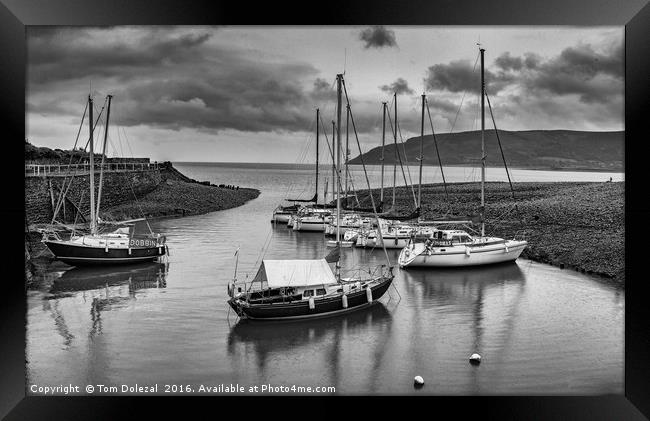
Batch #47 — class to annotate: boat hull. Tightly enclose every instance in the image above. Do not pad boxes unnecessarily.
[355,236,409,249]
[272,213,292,223]
[43,240,166,266]
[228,277,392,321]
[293,221,326,232]
[399,240,527,268]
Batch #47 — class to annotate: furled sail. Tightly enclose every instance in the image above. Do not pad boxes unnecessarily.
[286,192,318,203]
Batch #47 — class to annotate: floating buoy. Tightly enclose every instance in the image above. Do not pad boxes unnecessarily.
[414,376,424,387]
[342,294,348,308]
[366,287,373,303]
[309,297,315,310]
[469,353,482,365]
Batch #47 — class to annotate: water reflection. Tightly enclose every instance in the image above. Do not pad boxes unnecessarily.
[51,262,169,294]
[400,261,527,392]
[227,303,392,381]
[402,261,526,304]
[43,262,169,345]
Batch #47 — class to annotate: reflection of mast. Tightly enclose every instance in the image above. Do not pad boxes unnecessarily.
[43,299,75,347]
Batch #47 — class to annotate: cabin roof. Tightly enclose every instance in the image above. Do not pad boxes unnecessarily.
[254,259,337,288]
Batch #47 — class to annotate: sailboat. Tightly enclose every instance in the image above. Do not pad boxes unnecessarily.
[354,95,422,249]
[398,47,527,268]
[42,94,167,266]
[272,110,321,224]
[227,74,395,320]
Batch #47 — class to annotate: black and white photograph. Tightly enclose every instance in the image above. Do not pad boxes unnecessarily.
[22,24,628,397]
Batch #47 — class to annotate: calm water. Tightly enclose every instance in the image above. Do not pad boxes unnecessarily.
[26,163,624,395]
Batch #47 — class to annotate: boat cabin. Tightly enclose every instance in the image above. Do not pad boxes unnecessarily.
[428,230,474,246]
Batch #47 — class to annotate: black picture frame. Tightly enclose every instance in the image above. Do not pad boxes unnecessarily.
[2,0,649,419]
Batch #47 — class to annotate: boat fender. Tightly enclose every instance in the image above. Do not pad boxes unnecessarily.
[128,247,132,255]
[158,246,162,255]
[394,237,398,245]
[505,244,509,253]
[465,247,471,257]
[165,245,170,256]
[309,297,315,310]
[105,244,109,253]
[366,287,373,303]
[342,294,348,308]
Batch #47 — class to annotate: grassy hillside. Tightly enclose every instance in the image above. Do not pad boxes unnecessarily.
[349,130,623,171]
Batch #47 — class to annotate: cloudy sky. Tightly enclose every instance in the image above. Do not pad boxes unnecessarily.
[26,26,623,163]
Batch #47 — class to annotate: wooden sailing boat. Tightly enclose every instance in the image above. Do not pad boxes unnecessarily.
[227,74,394,321]
[398,47,527,268]
[42,94,167,266]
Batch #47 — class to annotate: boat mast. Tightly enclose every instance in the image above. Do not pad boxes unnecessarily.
[392,92,397,209]
[88,95,96,236]
[418,93,425,208]
[380,102,387,203]
[96,94,112,221]
[331,121,336,205]
[315,108,319,204]
[336,74,343,245]
[480,47,486,237]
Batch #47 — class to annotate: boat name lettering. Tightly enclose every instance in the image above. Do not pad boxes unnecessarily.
[130,239,157,247]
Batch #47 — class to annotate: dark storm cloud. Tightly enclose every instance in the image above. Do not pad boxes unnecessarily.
[424,59,513,94]
[526,43,623,103]
[358,26,398,49]
[494,52,523,71]
[379,78,414,95]
[425,41,622,105]
[27,27,341,133]
[29,27,213,85]
[309,77,337,102]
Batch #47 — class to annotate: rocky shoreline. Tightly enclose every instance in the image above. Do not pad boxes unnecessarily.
[353,181,624,284]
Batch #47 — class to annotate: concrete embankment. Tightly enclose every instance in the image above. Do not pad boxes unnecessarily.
[354,181,624,284]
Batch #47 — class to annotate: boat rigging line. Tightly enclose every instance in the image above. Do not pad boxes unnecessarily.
[425,96,449,201]
[385,108,418,209]
[341,76,392,268]
[484,89,516,200]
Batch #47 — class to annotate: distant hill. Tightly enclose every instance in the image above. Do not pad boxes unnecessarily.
[348,130,624,172]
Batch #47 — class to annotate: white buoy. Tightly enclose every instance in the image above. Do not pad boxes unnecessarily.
[366,287,373,303]
[342,294,348,308]
[414,376,424,387]
[309,297,315,310]
[469,353,482,364]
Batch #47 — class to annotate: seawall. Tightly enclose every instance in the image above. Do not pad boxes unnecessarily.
[25,162,260,225]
